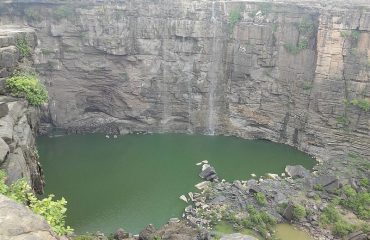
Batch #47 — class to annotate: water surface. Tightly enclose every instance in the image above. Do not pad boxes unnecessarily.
[37,133,314,234]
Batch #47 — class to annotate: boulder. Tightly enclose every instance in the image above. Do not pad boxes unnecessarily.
[199,166,218,181]
[0,137,9,164]
[315,175,340,193]
[285,165,310,178]
[345,231,367,240]
[139,224,156,240]
[0,102,9,118]
[3,147,31,185]
[114,228,129,240]
[281,202,295,221]
[220,233,258,240]
[0,194,58,240]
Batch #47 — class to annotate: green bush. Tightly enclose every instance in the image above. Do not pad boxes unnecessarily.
[5,73,48,106]
[298,39,309,49]
[320,204,340,225]
[350,98,370,111]
[340,186,370,220]
[292,204,306,220]
[297,19,315,35]
[241,205,276,239]
[340,30,361,40]
[360,178,369,188]
[254,192,267,206]
[0,170,73,235]
[229,9,241,28]
[333,220,354,237]
[16,37,31,58]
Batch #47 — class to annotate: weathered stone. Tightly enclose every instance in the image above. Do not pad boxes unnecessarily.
[3,147,31,185]
[0,194,58,240]
[0,137,9,164]
[315,175,340,193]
[114,228,129,240]
[281,202,295,221]
[0,102,9,118]
[285,165,310,179]
[345,231,367,240]
[139,224,156,240]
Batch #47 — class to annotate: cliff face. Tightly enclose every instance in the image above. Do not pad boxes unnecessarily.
[0,26,44,193]
[0,0,369,161]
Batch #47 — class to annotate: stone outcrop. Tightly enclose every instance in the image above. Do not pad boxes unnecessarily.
[0,0,368,162]
[0,194,59,240]
[0,26,44,193]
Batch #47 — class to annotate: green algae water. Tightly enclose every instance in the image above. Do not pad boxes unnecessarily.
[37,133,315,234]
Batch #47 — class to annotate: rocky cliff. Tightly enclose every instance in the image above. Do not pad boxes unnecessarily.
[0,0,369,161]
[0,26,44,193]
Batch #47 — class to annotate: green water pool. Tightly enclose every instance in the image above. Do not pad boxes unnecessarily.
[37,133,315,234]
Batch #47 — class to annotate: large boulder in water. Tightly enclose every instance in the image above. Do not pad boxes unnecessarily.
[199,165,218,181]
[285,165,310,178]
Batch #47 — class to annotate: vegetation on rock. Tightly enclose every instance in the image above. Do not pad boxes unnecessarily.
[5,73,48,106]
[229,9,241,28]
[350,98,370,111]
[16,37,31,58]
[254,192,267,206]
[0,170,73,235]
[292,204,306,220]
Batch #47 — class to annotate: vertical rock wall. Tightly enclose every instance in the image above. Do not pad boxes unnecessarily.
[0,26,44,193]
[0,0,368,161]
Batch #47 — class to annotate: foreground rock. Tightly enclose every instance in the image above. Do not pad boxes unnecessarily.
[285,165,310,179]
[220,233,258,240]
[0,194,59,240]
[139,221,208,240]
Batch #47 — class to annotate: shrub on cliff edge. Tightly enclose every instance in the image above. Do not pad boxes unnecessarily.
[0,170,73,235]
[6,73,48,106]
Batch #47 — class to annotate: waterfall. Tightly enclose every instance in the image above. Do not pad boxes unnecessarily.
[184,37,193,134]
[207,1,219,135]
